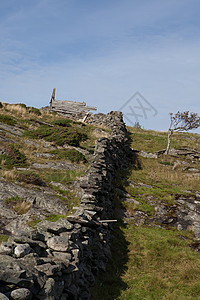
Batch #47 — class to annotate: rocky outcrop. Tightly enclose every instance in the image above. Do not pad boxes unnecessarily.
[0,111,133,299]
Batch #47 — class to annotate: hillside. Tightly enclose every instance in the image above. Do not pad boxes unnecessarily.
[0,102,200,299]
[92,127,200,300]
[0,103,104,234]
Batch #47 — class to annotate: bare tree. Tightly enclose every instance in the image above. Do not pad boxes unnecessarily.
[165,111,200,154]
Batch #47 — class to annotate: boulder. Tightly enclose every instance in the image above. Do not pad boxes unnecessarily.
[14,244,32,258]
[0,293,9,299]
[47,236,69,252]
[10,288,32,300]
[0,242,14,255]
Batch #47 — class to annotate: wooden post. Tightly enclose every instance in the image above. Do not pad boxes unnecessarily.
[49,88,56,111]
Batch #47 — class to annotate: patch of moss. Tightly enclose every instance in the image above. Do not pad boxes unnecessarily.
[45,214,67,222]
[0,234,9,244]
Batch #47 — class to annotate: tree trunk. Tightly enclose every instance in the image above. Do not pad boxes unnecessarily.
[165,129,173,154]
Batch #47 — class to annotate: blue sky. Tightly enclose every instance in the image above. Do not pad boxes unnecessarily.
[0,0,200,130]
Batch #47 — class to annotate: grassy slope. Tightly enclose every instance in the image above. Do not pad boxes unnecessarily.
[0,102,104,225]
[92,127,200,300]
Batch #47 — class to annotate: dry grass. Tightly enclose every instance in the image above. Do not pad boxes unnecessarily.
[128,155,200,192]
[1,169,17,180]
[128,127,200,153]
[147,163,200,191]
[0,159,6,166]
[14,201,32,214]
[7,104,27,115]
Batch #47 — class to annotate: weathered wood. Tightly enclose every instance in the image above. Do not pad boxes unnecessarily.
[49,89,97,116]
[50,88,56,110]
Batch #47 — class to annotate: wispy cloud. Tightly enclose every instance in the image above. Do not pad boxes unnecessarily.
[0,0,200,130]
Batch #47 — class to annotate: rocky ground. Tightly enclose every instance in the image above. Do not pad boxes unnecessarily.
[120,145,200,245]
[1,103,200,299]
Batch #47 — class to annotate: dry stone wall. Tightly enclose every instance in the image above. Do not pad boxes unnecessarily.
[0,111,133,300]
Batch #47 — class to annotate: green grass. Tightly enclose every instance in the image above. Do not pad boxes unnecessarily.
[51,118,72,127]
[126,155,200,192]
[5,196,24,203]
[0,144,27,168]
[27,106,41,116]
[27,214,68,228]
[0,234,9,244]
[27,216,42,228]
[92,225,200,300]
[0,114,17,126]
[118,226,200,300]
[44,214,67,222]
[44,169,85,184]
[23,124,87,146]
[50,149,86,163]
[128,127,200,153]
[92,127,200,299]
[53,189,80,210]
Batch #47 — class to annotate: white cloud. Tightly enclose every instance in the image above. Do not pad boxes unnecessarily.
[0,0,200,132]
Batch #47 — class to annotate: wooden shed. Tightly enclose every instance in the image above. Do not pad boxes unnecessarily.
[49,88,97,119]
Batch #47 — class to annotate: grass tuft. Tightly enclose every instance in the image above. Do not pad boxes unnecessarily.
[0,144,27,167]
[5,196,31,214]
[23,124,87,146]
[0,114,17,126]
[50,149,86,163]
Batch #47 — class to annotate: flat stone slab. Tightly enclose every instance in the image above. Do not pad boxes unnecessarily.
[32,161,77,170]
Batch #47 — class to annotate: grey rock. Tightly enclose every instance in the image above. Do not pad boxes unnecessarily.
[124,198,140,205]
[0,124,23,136]
[33,153,55,159]
[32,161,76,170]
[10,288,32,300]
[0,255,33,288]
[0,242,14,255]
[50,181,69,191]
[0,180,68,218]
[38,277,64,299]
[0,293,9,300]
[23,139,41,148]
[14,243,32,258]
[67,215,90,226]
[52,251,71,262]
[47,236,69,252]
[187,168,199,172]
[35,263,60,276]
[139,150,158,159]
[37,219,73,234]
